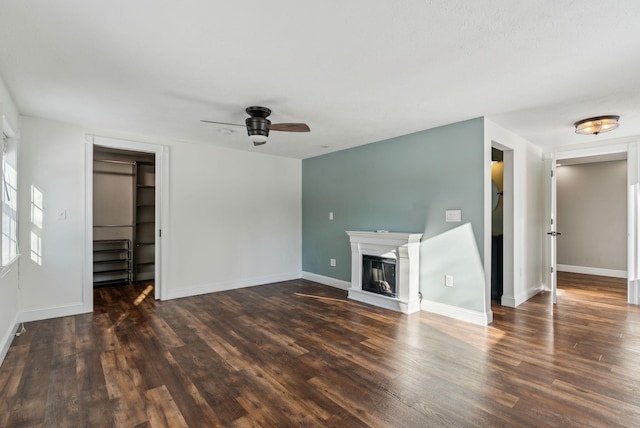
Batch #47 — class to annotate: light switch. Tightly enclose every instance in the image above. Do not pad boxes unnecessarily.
[329,212,334,220]
[445,209,461,222]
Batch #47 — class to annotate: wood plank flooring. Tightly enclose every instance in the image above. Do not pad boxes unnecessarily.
[1,272,640,427]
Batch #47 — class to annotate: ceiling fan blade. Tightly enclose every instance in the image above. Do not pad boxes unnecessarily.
[268,123,310,132]
[253,140,268,147]
[200,120,244,127]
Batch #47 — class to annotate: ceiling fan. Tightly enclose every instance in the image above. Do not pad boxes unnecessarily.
[201,106,310,146]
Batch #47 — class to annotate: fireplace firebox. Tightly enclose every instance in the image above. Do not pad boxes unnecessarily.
[362,255,396,297]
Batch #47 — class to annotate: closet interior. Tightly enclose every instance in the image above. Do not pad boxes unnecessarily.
[93,146,156,287]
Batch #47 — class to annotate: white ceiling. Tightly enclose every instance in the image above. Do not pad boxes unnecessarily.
[1,1,639,159]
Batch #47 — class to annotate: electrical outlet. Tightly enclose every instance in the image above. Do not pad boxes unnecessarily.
[330,258,336,267]
[445,274,454,287]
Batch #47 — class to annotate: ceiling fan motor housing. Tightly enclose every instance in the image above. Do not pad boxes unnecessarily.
[245,117,270,138]
[245,106,272,139]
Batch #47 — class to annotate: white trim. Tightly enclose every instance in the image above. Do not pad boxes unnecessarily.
[557,264,627,279]
[555,138,632,160]
[420,299,490,326]
[549,138,639,305]
[0,312,20,367]
[83,136,93,312]
[629,279,640,305]
[166,271,301,300]
[502,285,544,307]
[302,271,350,290]
[628,142,640,305]
[485,119,522,324]
[350,288,420,314]
[21,302,84,323]
[0,253,20,279]
[84,135,168,311]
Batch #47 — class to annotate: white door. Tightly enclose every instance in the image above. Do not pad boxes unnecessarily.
[544,156,559,304]
[628,144,640,305]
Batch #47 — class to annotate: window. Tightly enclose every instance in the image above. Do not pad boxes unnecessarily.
[1,129,19,267]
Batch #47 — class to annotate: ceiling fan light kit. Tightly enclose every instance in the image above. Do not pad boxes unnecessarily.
[202,105,310,147]
[574,115,620,135]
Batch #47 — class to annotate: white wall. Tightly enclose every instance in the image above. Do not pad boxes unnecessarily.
[484,119,544,309]
[0,76,21,365]
[165,135,301,298]
[18,116,301,321]
[19,117,86,319]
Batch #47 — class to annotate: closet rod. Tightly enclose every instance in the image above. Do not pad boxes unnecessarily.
[94,159,137,165]
[94,224,134,227]
[94,171,135,176]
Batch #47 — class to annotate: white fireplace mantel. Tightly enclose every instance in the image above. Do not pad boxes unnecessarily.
[346,231,423,314]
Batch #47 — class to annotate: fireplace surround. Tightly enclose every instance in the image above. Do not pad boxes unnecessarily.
[346,231,423,314]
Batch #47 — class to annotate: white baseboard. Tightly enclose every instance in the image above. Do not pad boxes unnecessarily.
[629,279,640,305]
[166,271,302,300]
[0,313,20,367]
[301,271,350,290]
[420,299,490,326]
[502,285,544,308]
[557,264,627,278]
[20,302,85,323]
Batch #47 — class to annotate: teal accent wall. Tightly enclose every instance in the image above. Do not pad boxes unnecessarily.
[302,117,486,312]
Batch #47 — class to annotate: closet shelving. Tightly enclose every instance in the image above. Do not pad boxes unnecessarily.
[134,162,155,282]
[93,239,132,286]
[93,155,155,286]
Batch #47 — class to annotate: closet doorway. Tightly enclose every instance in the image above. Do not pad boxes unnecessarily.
[84,136,166,312]
[93,146,156,289]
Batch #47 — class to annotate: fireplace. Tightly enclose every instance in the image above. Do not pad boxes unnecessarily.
[362,255,396,297]
[346,231,422,314]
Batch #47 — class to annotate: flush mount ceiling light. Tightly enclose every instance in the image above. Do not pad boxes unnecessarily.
[574,115,620,135]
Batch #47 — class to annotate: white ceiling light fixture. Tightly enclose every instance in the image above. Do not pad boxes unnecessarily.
[248,133,268,145]
[574,115,620,135]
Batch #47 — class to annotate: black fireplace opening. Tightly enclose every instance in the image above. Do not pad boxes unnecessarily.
[362,255,397,298]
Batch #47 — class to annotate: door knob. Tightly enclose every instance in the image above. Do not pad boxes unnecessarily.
[546,231,562,236]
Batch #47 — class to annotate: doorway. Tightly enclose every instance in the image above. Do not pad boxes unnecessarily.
[84,136,166,312]
[555,155,628,301]
[93,146,156,288]
[489,142,514,309]
[490,148,504,303]
[548,145,634,305]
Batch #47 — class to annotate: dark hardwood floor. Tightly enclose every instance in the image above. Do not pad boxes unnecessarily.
[1,272,640,427]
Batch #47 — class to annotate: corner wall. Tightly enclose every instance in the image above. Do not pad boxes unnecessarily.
[302,118,489,323]
[0,76,20,366]
[484,119,544,308]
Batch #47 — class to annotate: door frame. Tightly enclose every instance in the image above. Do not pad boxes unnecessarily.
[548,139,637,304]
[83,135,169,312]
[543,155,557,303]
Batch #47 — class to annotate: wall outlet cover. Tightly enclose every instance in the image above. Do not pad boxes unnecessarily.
[445,209,462,222]
[445,274,454,287]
